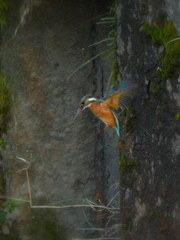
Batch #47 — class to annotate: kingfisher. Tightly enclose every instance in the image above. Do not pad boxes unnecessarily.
[73,80,137,136]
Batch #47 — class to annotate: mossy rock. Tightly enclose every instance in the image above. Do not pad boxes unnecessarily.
[121,107,136,132]
[143,20,180,80]
[120,152,139,175]
[26,209,66,240]
[0,74,11,133]
[149,83,161,95]
[0,0,8,31]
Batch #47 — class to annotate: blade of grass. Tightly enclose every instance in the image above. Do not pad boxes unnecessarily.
[96,21,113,25]
[166,36,180,44]
[89,38,115,47]
[67,48,113,80]
[82,208,96,229]
[100,17,114,21]
[49,198,87,205]
[75,13,109,30]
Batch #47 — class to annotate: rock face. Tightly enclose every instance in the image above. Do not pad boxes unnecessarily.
[0,0,179,239]
[116,0,180,239]
[1,0,120,239]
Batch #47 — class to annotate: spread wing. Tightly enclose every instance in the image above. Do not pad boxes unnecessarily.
[101,83,137,110]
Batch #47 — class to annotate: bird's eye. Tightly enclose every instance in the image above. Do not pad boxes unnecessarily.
[80,103,84,108]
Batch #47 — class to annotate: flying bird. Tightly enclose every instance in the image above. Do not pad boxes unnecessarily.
[73,80,137,136]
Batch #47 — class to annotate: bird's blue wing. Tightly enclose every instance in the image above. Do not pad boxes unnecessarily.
[103,78,134,101]
[117,79,134,91]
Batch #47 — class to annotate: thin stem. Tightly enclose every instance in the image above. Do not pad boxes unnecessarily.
[67,48,113,80]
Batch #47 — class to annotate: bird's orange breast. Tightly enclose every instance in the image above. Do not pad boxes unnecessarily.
[89,102,116,129]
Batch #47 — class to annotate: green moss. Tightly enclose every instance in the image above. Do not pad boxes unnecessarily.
[0,167,5,192]
[6,200,18,212]
[143,20,180,80]
[0,211,7,224]
[27,209,66,240]
[153,69,168,81]
[5,235,20,240]
[175,113,180,121]
[0,139,6,151]
[122,219,133,230]
[0,74,11,133]
[124,118,135,132]
[121,109,127,117]
[142,98,150,105]
[121,107,135,117]
[148,79,169,110]
[121,107,136,132]
[0,0,7,31]
[120,152,139,175]
[0,227,21,240]
[149,83,161,95]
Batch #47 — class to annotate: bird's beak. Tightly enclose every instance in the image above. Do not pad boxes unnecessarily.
[72,108,83,123]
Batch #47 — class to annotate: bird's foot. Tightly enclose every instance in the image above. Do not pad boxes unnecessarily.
[104,125,110,130]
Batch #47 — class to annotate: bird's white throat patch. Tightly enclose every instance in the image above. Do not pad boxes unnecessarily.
[88,97,97,102]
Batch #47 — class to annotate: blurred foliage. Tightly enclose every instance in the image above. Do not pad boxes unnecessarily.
[0,139,6,151]
[6,200,18,212]
[0,210,6,224]
[0,0,7,31]
[175,113,180,121]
